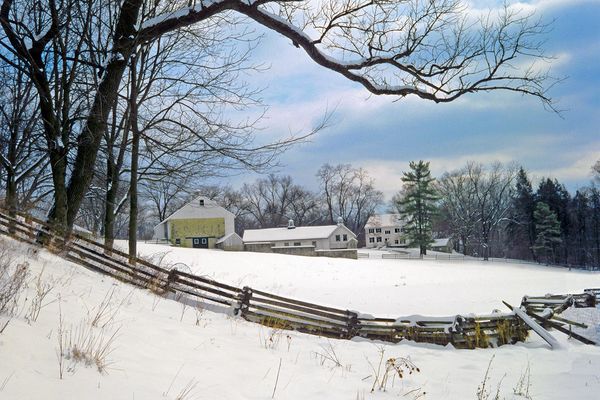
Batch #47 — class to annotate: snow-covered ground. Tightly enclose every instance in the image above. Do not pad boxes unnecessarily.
[1,237,599,399]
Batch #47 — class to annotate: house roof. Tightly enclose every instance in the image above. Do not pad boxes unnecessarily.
[216,232,242,244]
[365,213,403,228]
[432,238,452,247]
[159,195,234,224]
[243,225,355,243]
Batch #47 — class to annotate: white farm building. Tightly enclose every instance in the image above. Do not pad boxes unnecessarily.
[242,219,358,259]
[152,196,241,250]
[364,213,407,248]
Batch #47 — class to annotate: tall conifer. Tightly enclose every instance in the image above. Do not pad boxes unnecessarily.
[397,161,438,256]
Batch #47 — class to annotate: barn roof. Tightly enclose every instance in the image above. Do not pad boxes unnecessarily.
[243,225,355,243]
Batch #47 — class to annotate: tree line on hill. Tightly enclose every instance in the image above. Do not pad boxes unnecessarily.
[403,160,600,267]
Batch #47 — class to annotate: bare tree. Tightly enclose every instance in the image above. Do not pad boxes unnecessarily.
[436,170,479,255]
[317,163,383,243]
[1,0,556,239]
[465,162,516,260]
[241,174,319,228]
[0,58,50,218]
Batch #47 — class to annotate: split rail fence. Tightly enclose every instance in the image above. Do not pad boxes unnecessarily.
[0,209,597,349]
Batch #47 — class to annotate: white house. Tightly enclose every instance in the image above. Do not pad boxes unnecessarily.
[364,213,407,248]
[243,218,358,258]
[152,195,236,249]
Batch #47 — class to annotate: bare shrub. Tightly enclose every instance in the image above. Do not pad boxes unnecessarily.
[56,292,122,376]
[367,346,423,395]
[513,362,533,399]
[87,288,128,329]
[25,267,55,323]
[0,248,29,316]
[476,356,504,400]
[61,320,121,374]
[313,340,349,370]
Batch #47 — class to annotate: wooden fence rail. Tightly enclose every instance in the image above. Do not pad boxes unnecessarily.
[0,209,597,349]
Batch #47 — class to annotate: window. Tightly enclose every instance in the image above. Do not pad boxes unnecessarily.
[369,237,375,243]
[312,241,317,247]
[395,240,399,244]
[343,234,348,241]
[368,228,374,233]
[394,228,400,233]
[376,237,382,242]
[284,242,289,246]
[294,242,301,246]
[199,199,205,206]
[335,235,341,242]
[175,238,181,245]
[375,228,381,233]
[385,230,390,234]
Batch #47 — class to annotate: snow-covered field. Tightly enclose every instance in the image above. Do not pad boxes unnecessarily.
[1,238,600,399]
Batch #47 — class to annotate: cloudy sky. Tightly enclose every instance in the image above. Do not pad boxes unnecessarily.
[222,0,600,200]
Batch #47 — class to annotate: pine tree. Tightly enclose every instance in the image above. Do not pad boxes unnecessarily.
[589,188,600,266]
[397,161,438,256]
[533,202,562,265]
[536,178,571,263]
[571,191,589,266]
[508,167,536,260]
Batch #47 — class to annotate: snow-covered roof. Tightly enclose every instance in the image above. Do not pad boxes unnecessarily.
[243,225,355,243]
[216,232,241,244]
[162,195,234,223]
[365,213,403,228]
[432,238,452,247]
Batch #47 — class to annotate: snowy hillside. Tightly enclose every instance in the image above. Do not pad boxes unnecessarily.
[1,237,599,399]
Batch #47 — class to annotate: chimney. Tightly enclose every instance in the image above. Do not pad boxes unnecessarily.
[337,217,343,226]
[287,219,295,229]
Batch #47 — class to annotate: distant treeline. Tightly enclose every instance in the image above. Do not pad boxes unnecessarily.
[4,155,599,267]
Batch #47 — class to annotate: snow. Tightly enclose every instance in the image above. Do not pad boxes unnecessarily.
[139,1,224,30]
[1,237,600,399]
[365,213,403,228]
[243,225,343,242]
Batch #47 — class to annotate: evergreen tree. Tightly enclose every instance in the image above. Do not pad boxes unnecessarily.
[571,191,589,266]
[533,202,562,265]
[508,167,536,260]
[536,178,571,262]
[397,161,438,256]
[589,187,600,266]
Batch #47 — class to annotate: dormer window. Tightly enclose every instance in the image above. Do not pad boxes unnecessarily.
[199,199,205,206]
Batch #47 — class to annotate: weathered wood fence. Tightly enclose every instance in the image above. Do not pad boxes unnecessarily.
[0,210,597,349]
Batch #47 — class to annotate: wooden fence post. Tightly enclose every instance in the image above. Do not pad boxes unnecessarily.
[164,268,178,293]
[235,286,253,317]
[345,311,359,339]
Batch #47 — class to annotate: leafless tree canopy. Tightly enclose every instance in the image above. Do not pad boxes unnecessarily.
[140,0,556,106]
[0,0,557,236]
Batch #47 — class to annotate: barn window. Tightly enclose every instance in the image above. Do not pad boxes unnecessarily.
[199,199,205,206]
[369,237,374,243]
[376,237,382,242]
[343,234,347,241]
[375,228,381,233]
[385,230,390,234]
[284,242,289,246]
[335,235,341,241]
[368,228,374,233]
[394,228,400,233]
[294,242,301,246]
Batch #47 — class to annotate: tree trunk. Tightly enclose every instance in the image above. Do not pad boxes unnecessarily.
[104,168,118,253]
[50,0,143,234]
[128,54,140,264]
